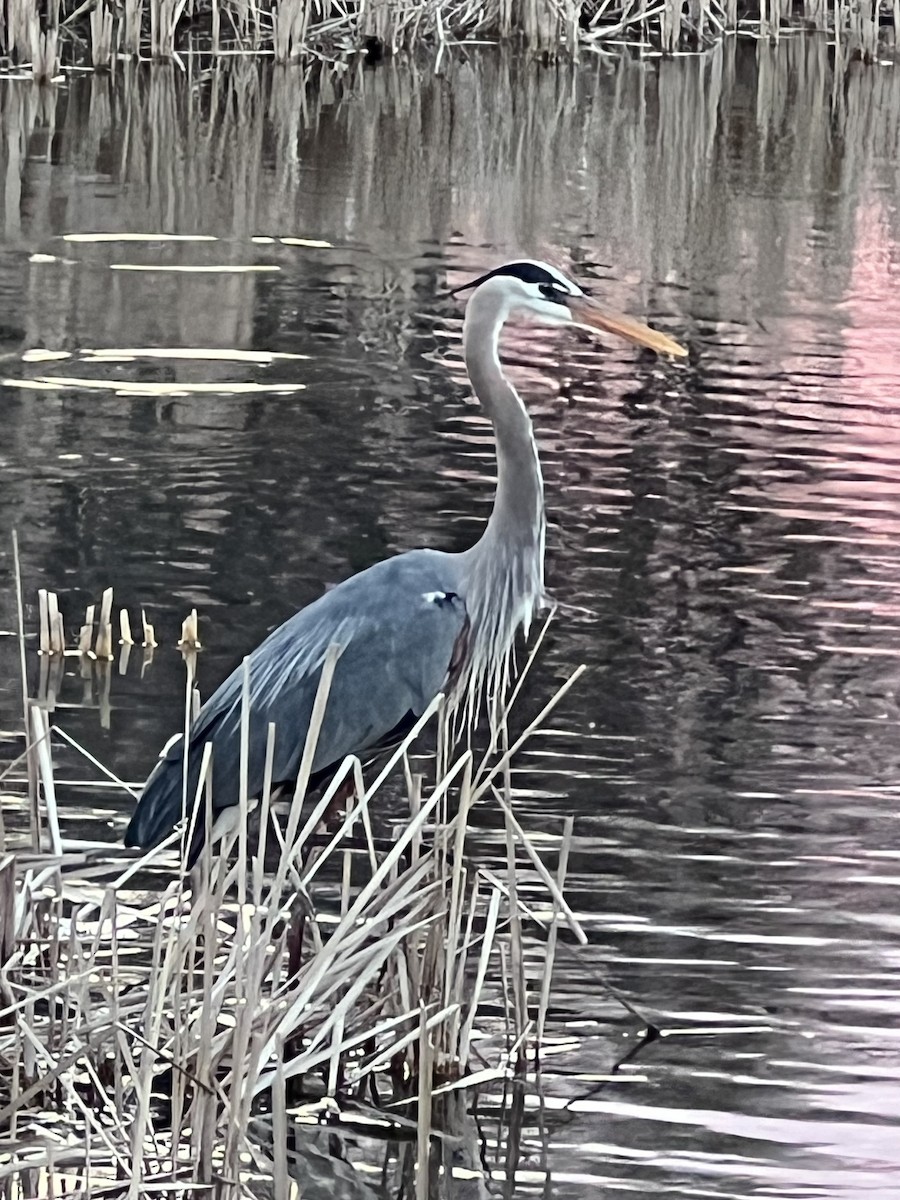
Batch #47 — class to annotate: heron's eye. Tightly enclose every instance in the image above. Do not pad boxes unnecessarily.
[539,283,569,305]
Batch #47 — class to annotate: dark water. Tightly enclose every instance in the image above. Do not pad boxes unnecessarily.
[2,39,900,1198]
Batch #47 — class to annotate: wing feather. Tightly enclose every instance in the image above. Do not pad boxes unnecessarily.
[124,549,467,850]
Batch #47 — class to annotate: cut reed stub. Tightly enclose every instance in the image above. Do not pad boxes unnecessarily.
[94,588,115,660]
[141,608,158,648]
[79,603,96,657]
[178,608,202,650]
[77,622,93,656]
[48,591,64,654]
[38,588,51,655]
[119,609,135,646]
[37,589,66,655]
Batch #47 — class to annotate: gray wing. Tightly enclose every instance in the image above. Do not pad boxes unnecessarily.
[124,549,466,849]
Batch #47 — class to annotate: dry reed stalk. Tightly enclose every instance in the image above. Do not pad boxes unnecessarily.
[501,737,527,1051]
[77,603,94,656]
[48,592,64,655]
[521,0,560,45]
[141,608,157,648]
[94,587,114,660]
[30,706,62,855]
[150,0,187,57]
[38,589,49,654]
[178,607,201,650]
[119,609,134,646]
[28,24,60,83]
[536,814,572,1046]
[416,1005,434,1200]
[12,533,39,846]
[90,0,115,65]
[273,0,310,63]
[122,0,143,52]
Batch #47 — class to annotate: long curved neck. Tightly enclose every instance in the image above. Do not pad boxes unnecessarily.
[452,288,547,726]
[462,290,545,560]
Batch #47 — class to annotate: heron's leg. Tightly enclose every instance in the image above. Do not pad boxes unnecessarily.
[315,774,356,834]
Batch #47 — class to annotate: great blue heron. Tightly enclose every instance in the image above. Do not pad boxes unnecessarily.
[124,260,686,862]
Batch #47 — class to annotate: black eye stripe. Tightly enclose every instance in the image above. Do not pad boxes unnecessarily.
[498,262,563,287]
[450,260,571,296]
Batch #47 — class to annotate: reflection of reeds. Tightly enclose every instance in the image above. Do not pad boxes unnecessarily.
[3,42,898,372]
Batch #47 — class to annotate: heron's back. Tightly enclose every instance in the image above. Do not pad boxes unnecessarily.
[123,548,467,857]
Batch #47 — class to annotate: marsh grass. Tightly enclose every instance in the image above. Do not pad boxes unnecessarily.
[0,567,602,1197]
[1,0,895,80]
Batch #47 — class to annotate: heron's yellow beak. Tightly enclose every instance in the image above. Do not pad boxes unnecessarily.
[566,296,688,358]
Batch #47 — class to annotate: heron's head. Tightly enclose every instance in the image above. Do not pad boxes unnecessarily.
[451,259,687,358]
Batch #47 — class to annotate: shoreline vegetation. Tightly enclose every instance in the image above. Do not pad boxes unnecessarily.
[1,572,631,1198]
[1,0,897,83]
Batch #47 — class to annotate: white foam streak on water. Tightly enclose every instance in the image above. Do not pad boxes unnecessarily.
[62,232,219,242]
[109,263,280,272]
[4,376,305,396]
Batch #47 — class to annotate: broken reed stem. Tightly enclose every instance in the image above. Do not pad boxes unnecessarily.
[178,608,201,650]
[141,609,157,648]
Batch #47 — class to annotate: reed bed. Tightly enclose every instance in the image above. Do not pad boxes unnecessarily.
[0,562,598,1198]
[0,0,896,81]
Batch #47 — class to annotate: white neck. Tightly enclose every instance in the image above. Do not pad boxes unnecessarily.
[462,288,545,562]
[454,288,547,722]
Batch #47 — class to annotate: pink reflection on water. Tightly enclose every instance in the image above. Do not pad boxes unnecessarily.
[723,196,900,546]
[842,197,900,409]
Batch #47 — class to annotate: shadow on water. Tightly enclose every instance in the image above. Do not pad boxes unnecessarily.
[1,37,900,1199]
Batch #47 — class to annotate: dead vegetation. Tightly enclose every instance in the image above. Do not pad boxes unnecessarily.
[0,552,614,1199]
[0,0,896,80]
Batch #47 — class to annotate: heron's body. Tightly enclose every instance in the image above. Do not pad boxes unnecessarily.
[124,260,685,861]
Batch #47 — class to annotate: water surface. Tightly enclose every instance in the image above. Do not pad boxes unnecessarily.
[2,40,900,1199]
